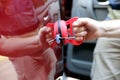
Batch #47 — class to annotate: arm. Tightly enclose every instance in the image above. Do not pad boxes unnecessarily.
[0,27,52,57]
[73,18,120,41]
[98,20,120,38]
[0,35,40,57]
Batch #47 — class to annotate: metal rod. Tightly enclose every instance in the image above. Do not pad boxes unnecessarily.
[59,37,75,40]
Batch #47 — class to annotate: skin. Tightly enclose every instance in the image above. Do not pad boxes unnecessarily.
[0,27,53,57]
[73,18,120,41]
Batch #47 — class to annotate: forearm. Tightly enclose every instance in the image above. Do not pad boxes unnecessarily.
[0,35,42,57]
[99,20,120,38]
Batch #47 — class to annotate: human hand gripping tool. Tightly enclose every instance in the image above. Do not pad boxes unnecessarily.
[46,17,83,48]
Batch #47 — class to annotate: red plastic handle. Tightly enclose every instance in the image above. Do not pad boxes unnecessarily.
[66,17,83,46]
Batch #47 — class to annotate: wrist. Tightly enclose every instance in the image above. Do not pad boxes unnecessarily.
[98,21,109,38]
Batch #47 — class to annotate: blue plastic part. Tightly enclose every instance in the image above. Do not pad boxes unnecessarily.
[55,34,61,44]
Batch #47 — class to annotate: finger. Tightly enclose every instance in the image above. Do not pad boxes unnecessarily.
[78,27,86,32]
[46,38,54,42]
[73,21,79,26]
[75,31,87,37]
[45,32,53,39]
[73,18,89,27]
[75,37,84,41]
[76,18,88,25]
[39,27,52,35]
[74,27,86,33]
[73,27,78,33]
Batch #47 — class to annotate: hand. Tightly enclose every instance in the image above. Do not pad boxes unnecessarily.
[73,18,102,41]
[38,26,53,51]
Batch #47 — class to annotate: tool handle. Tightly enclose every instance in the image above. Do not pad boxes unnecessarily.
[66,17,83,45]
[46,23,57,48]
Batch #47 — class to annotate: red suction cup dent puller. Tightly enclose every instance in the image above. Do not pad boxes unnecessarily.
[46,17,83,48]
